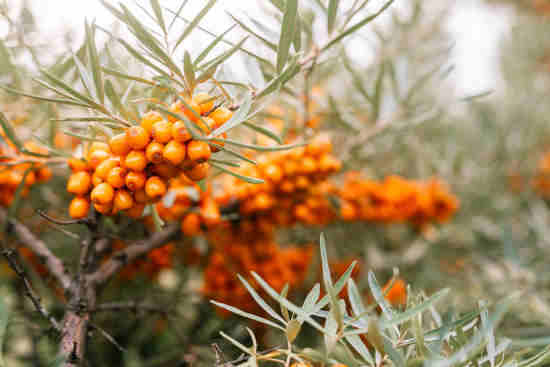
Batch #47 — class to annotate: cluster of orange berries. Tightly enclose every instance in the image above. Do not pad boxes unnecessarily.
[337,172,459,228]
[204,225,314,316]
[0,138,52,206]
[66,92,233,219]
[216,135,341,227]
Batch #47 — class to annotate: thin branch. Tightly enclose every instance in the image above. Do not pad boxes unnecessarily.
[0,208,71,290]
[92,301,170,314]
[1,247,61,331]
[89,223,180,286]
[36,209,86,226]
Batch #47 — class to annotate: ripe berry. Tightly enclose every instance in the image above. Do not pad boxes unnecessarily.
[181,213,201,236]
[153,163,179,179]
[134,189,149,203]
[89,142,110,153]
[94,202,113,215]
[109,133,131,156]
[67,171,92,195]
[151,120,173,143]
[193,92,214,114]
[209,106,232,125]
[145,176,166,199]
[68,158,88,172]
[145,142,165,164]
[170,99,200,122]
[106,167,127,188]
[69,196,90,219]
[87,149,111,169]
[263,164,283,183]
[163,140,186,165]
[92,172,103,186]
[200,198,220,228]
[37,167,53,182]
[171,121,192,142]
[126,126,150,150]
[125,171,146,191]
[113,189,134,212]
[125,151,147,171]
[187,141,211,163]
[95,157,120,180]
[126,203,145,218]
[91,182,115,205]
[186,162,209,181]
[140,111,163,133]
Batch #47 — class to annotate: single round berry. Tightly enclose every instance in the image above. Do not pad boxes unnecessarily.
[193,92,214,114]
[209,106,232,125]
[186,162,209,181]
[187,141,211,163]
[113,189,134,212]
[67,171,92,195]
[140,111,163,133]
[145,142,165,164]
[125,171,146,191]
[106,166,126,188]
[163,140,186,165]
[151,120,173,144]
[145,176,166,199]
[126,126,150,150]
[69,196,90,219]
[109,133,131,156]
[125,150,147,171]
[181,213,201,236]
[171,121,192,143]
[91,182,115,205]
[95,157,120,180]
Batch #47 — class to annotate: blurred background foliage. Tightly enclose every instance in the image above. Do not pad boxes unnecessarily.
[0,0,550,366]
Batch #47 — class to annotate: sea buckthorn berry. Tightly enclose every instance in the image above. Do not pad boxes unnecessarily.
[68,158,88,172]
[201,199,220,228]
[145,142,165,164]
[125,151,147,171]
[264,164,283,183]
[187,141,211,163]
[280,180,295,193]
[145,176,166,199]
[91,182,115,205]
[126,126,150,150]
[134,189,149,203]
[193,92,214,114]
[109,133,131,156]
[151,120,173,143]
[254,193,273,211]
[87,149,110,169]
[67,171,92,195]
[140,111,163,133]
[37,167,52,182]
[24,171,36,186]
[95,157,120,180]
[106,167,126,188]
[209,106,232,125]
[93,202,112,215]
[301,156,318,175]
[295,176,310,190]
[125,203,145,218]
[125,171,146,191]
[113,189,134,212]
[69,196,90,219]
[153,163,179,179]
[210,132,226,153]
[163,140,186,165]
[92,172,103,186]
[89,142,110,153]
[186,162,209,181]
[171,121,192,143]
[283,160,299,177]
[171,99,200,122]
[181,213,201,236]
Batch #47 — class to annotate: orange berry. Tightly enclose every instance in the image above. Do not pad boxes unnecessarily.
[340,201,357,221]
[93,202,113,215]
[186,162,209,181]
[37,167,52,182]
[145,142,165,164]
[125,203,145,218]
[153,163,179,179]
[87,149,111,169]
[210,132,226,153]
[125,150,147,171]
[280,180,295,193]
[200,198,220,228]
[68,158,88,172]
[89,142,110,153]
[91,182,115,205]
[113,189,134,212]
[145,176,166,199]
[295,176,310,190]
[109,133,131,156]
[92,172,103,186]
[283,160,299,177]
[67,171,92,195]
[209,107,232,125]
[95,157,120,180]
[69,196,90,219]
[125,171,146,191]
[151,120,173,143]
[163,140,186,165]
[301,156,318,175]
[187,141,211,163]
[383,278,407,307]
[181,213,201,236]
[106,167,127,188]
[263,164,283,183]
[171,99,200,122]
[171,121,192,143]
[140,111,163,133]
[193,92,215,114]
[254,193,273,211]
[126,126,150,150]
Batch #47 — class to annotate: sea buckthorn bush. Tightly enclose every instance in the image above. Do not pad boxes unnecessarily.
[0,1,549,366]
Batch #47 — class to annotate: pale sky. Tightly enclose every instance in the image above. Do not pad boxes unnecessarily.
[14,0,513,97]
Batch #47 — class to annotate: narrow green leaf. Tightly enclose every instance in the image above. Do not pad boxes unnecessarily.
[313,260,357,312]
[292,12,302,53]
[208,144,256,165]
[183,51,196,90]
[384,336,405,367]
[168,0,189,30]
[219,331,253,356]
[210,162,264,184]
[197,37,248,82]
[194,24,236,66]
[151,204,165,231]
[211,301,285,330]
[102,67,157,86]
[280,284,290,322]
[0,111,23,150]
[72,54,97,100]
[243,121,283,144]
[237,274,287,325]
[347,278,367,318]
[86,22,105,104]
[327,0,340,34]
[277,0,298,72]
[0,289,10,367]
[208,93,252,138]
[256,59,300,99]
[208,158,240,168]
[368,271,393,319]
[174,0,217,51]
[8,168,32,219]
[345,334,374,365]
[322,0,395,52]
[150,0,166,34]
[208,138,305,152]
[104,79,121,113]
[0,85,89,108]
[227,12,277,51]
